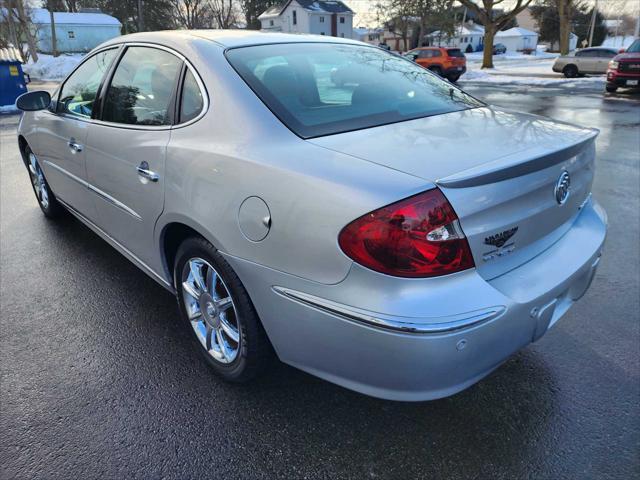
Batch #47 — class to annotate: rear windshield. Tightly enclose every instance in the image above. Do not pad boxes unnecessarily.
[225,43,483,138]
[447,49,465,58]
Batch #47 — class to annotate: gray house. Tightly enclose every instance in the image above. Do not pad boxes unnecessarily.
[259,1,354,39]
[31,8,121,54]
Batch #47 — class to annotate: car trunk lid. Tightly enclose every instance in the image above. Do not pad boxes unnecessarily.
[309,107,598,280]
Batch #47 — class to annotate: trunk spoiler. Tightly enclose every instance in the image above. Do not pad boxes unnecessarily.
[436,130,598,189]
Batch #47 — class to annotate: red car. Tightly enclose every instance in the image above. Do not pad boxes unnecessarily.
[606,38,640,92]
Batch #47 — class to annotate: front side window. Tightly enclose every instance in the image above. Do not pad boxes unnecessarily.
[598,50,616,58]
[226,43,483,138]
[180,69,204,123]
[58,48,118,118]
[102,46,182,126]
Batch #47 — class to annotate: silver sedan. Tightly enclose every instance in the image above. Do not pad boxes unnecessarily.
[16,31,607,401]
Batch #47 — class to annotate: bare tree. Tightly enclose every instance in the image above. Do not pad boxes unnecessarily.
[173,0,214,29]
[209,0,238,28]
[458,0,534,68]
[1,0,39,61]
[557,0,573,54]
[47,0,58,56]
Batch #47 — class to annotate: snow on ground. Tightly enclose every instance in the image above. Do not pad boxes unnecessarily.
[601,36,636,49]
[23,53,84,81]
[460,48,605,86]
[0,104,19,114]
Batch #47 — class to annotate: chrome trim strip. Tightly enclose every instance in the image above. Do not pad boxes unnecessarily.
[87,184,142,220]
[43,160,142,220]
[437,134,597,188]
[272,286,505,334]
[43,160,88,187]
[57,197,174,292]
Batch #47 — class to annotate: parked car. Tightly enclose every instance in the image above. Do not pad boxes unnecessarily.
[605,38,640,92]
[16,31,607,401]
[552,47,619,77]
[404,47,467,82]
[492,43,507,55]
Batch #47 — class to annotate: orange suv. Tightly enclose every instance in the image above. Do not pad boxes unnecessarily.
[404,47,467,82]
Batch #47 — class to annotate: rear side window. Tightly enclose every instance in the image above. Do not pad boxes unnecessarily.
[418,50,432,58]
[179,69,204,123]
[432,50,442,57]
[597,50,616,58]
[576,49,593,57]
[226,43,483,138]
[447,49,464,58]
[58,48,118,118]
[102,46,182,126]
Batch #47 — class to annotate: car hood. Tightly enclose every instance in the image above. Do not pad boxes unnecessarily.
[615,52,640,61]
[308,106,596,184]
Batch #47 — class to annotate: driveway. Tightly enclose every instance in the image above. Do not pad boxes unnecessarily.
[1,83,638,479]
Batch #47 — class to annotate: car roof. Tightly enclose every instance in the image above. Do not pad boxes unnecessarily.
[99,29,362,50]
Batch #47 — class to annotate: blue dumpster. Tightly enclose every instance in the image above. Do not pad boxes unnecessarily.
[0,47,29,109]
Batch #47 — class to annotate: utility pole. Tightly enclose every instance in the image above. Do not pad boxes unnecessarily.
[137,0,144,32]
[47,0,58,57]
[588,0,597,47]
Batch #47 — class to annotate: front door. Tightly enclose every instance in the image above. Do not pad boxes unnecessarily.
[35,48,119,221]
[85,46,183,268]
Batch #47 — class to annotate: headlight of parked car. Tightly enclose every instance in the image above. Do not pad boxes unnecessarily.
[609,60,619,70]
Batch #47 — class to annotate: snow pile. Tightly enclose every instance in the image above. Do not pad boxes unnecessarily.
[461,67,604,86]
[0,104,19,114]
[601,36,636,49]
[23,53,84,80]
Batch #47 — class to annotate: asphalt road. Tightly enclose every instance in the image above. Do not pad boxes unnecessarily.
[1,83,639,479]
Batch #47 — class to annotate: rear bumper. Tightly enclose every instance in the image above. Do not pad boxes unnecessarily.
[224,199,607,401]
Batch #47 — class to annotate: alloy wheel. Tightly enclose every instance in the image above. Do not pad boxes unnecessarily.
[28,153,49,209]
[181,257,241,364]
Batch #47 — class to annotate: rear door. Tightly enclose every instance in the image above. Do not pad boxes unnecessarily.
[576,49,599,72]
[85,45,183,268]
[35,48,119,221]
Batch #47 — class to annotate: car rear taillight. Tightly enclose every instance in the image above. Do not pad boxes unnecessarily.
[338,189,475,278]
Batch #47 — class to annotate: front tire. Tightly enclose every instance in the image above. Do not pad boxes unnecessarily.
[605,83,618,93]
[429,66,443,77]
[174,236,272,382]
[24,146,65,218]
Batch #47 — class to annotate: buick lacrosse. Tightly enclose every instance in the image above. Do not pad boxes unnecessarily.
[16,31,607,401]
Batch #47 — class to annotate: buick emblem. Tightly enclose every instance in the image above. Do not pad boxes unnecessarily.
[554,171,571,205]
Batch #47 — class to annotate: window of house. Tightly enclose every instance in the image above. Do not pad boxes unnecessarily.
[102,46,182,126]
[340,17,345,24]
[179,68,204,123]
[58,48,118,118]
[270,20,274,26]
[293,10,297,25]
[319,16,325,23]
[68,31,75,39]
[320,32,325,35]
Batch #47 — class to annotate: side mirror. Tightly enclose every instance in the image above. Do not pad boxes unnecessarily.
[16,91,51,111]
[619,48,625,53]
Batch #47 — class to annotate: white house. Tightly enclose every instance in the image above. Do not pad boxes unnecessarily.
[425,22,485,52]
[259,0,354,39]
[495,27,539,51]
[353,27,383,46]
[29,8,121,54]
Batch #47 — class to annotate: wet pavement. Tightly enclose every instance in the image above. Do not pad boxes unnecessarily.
[1,83,639,479]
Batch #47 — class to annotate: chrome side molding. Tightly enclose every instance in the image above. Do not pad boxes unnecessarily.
[273,286,505,334]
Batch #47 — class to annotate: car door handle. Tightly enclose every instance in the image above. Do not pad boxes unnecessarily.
[68,139,83,153]
[136,161,159,182]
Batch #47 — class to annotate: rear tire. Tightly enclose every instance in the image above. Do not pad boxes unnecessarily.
[449,75,461,83]
[429,66,443,77]
[563,64,579,78]
[24,146,65,219]
[605,84,618,93]
[174,236,273,383]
